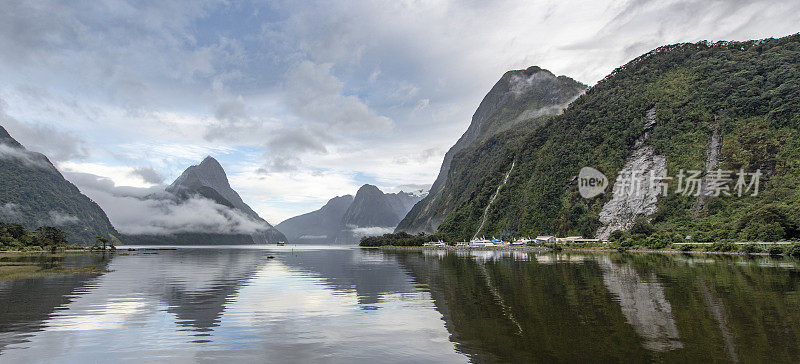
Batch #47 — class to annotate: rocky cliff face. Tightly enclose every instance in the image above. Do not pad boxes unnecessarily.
[0,125,120,244]
[397,66,587,234]
[596,108,666,240]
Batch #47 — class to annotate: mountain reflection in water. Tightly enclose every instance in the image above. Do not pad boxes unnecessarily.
[0,246,798,363]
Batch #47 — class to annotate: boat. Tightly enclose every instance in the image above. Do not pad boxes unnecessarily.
[469,237,495,247]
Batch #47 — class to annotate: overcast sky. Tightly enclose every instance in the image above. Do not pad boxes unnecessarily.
[1,0,798,224]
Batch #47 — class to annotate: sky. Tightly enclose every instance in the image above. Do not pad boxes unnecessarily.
[1,0,798,226]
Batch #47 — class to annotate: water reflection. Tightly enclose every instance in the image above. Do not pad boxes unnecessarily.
[0,254,111,353]
[0,247,798,362]
[277,248,416,306]
[596,255,682,352]
[402,251,800,362]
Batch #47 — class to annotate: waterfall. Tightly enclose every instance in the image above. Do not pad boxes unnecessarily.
[473,159,515,239]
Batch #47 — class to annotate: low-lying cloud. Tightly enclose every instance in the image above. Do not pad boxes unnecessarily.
[66,172,272,236]
[0,144,56,170]
[1,98,88,162]
[48,210,79,225]
[350,226,394,237]
[129,166,165,185]
[0,202,22,218]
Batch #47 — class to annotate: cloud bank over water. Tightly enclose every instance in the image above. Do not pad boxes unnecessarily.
[66,172,271,236]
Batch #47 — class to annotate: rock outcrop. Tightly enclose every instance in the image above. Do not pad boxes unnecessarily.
[596,108,666,240]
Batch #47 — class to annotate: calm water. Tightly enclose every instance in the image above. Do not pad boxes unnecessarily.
[1,246,799,363]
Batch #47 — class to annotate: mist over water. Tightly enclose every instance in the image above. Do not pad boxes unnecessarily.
[1,247,799,362]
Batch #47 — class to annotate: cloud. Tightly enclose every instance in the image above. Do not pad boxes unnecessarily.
[392,147,444,165]
[65,171,272,235]
[129,166,165,185]
[284,60,393,132]
[0,202,22,218]
[350,226,394,237]
[257,155,300,174]
[204,96,283,144]
[48,210,79,225]
[0,98,88,161]
[0,144,48,169]
[59,161,160,188]
[266,126,328,155]
[258,126,329,174]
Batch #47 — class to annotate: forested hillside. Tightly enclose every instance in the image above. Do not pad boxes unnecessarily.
[0,126,120,245]
[434,35,800,242]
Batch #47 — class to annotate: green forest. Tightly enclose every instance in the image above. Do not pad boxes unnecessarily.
[360,232,446,247]
[0,221,84,251]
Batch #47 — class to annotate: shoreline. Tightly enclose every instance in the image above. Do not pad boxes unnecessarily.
[0,247,177,255]
[370,245,781,256]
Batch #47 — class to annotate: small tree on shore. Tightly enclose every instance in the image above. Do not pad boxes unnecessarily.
[95,236,109,251]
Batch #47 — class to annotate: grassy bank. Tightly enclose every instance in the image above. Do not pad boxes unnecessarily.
[0,252,110,281]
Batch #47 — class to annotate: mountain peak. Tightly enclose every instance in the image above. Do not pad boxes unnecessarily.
[200,155,220,166]
[396,65,587,234]
[196,156,226,175]
[356,184,383,196]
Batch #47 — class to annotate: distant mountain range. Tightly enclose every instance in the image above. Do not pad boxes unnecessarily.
[0,125,120,245]
[125,157,286,244]
[276,184,425,244]
[1,121,421,246]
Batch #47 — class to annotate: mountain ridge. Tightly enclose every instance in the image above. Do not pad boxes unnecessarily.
[276,184,424,244]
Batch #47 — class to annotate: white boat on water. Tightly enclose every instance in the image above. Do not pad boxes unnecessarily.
[423,240,446,247]
[469,237,495,247]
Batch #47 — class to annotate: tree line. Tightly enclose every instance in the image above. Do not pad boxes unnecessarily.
[0,220,113,251]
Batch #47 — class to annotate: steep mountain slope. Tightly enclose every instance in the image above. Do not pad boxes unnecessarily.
[397,66,587,234]
[0,125,120,244]
[126,157,286,244]
[433,35,800,242]
[277,184,424,244]
[275,195,354,243]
